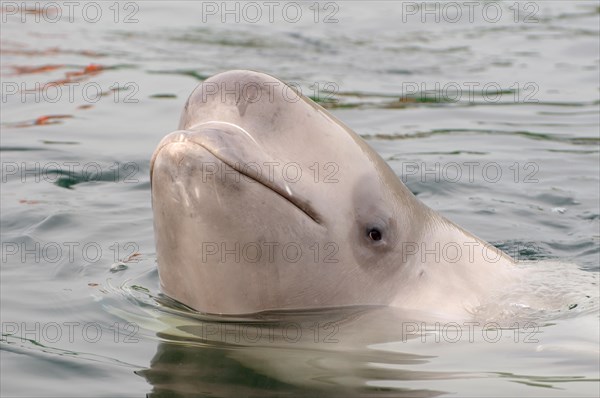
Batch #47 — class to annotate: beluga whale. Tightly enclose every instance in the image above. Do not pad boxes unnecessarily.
[150,70,519,319]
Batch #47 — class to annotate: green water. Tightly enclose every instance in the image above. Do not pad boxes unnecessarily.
[1,1,599,397]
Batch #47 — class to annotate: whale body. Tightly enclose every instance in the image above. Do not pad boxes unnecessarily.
[150,70,517,317]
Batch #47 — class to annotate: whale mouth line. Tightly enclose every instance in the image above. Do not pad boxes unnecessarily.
[154,139,323,225]
[221,159,323,225]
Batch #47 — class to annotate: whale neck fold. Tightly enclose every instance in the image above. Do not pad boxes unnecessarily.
[392,211,516,318]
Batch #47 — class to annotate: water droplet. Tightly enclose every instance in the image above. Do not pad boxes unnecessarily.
[110,263,128,273]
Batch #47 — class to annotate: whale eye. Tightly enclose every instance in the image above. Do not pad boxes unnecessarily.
[367,228,382,242]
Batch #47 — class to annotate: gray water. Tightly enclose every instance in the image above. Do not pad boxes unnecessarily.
[1,1,599,397]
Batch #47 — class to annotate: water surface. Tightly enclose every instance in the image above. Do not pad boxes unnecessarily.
[1,1,599,397]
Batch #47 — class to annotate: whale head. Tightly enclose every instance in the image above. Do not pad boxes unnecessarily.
[151,70,514,315]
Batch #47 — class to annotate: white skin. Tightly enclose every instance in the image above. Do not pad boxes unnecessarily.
[151,70,517,318]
